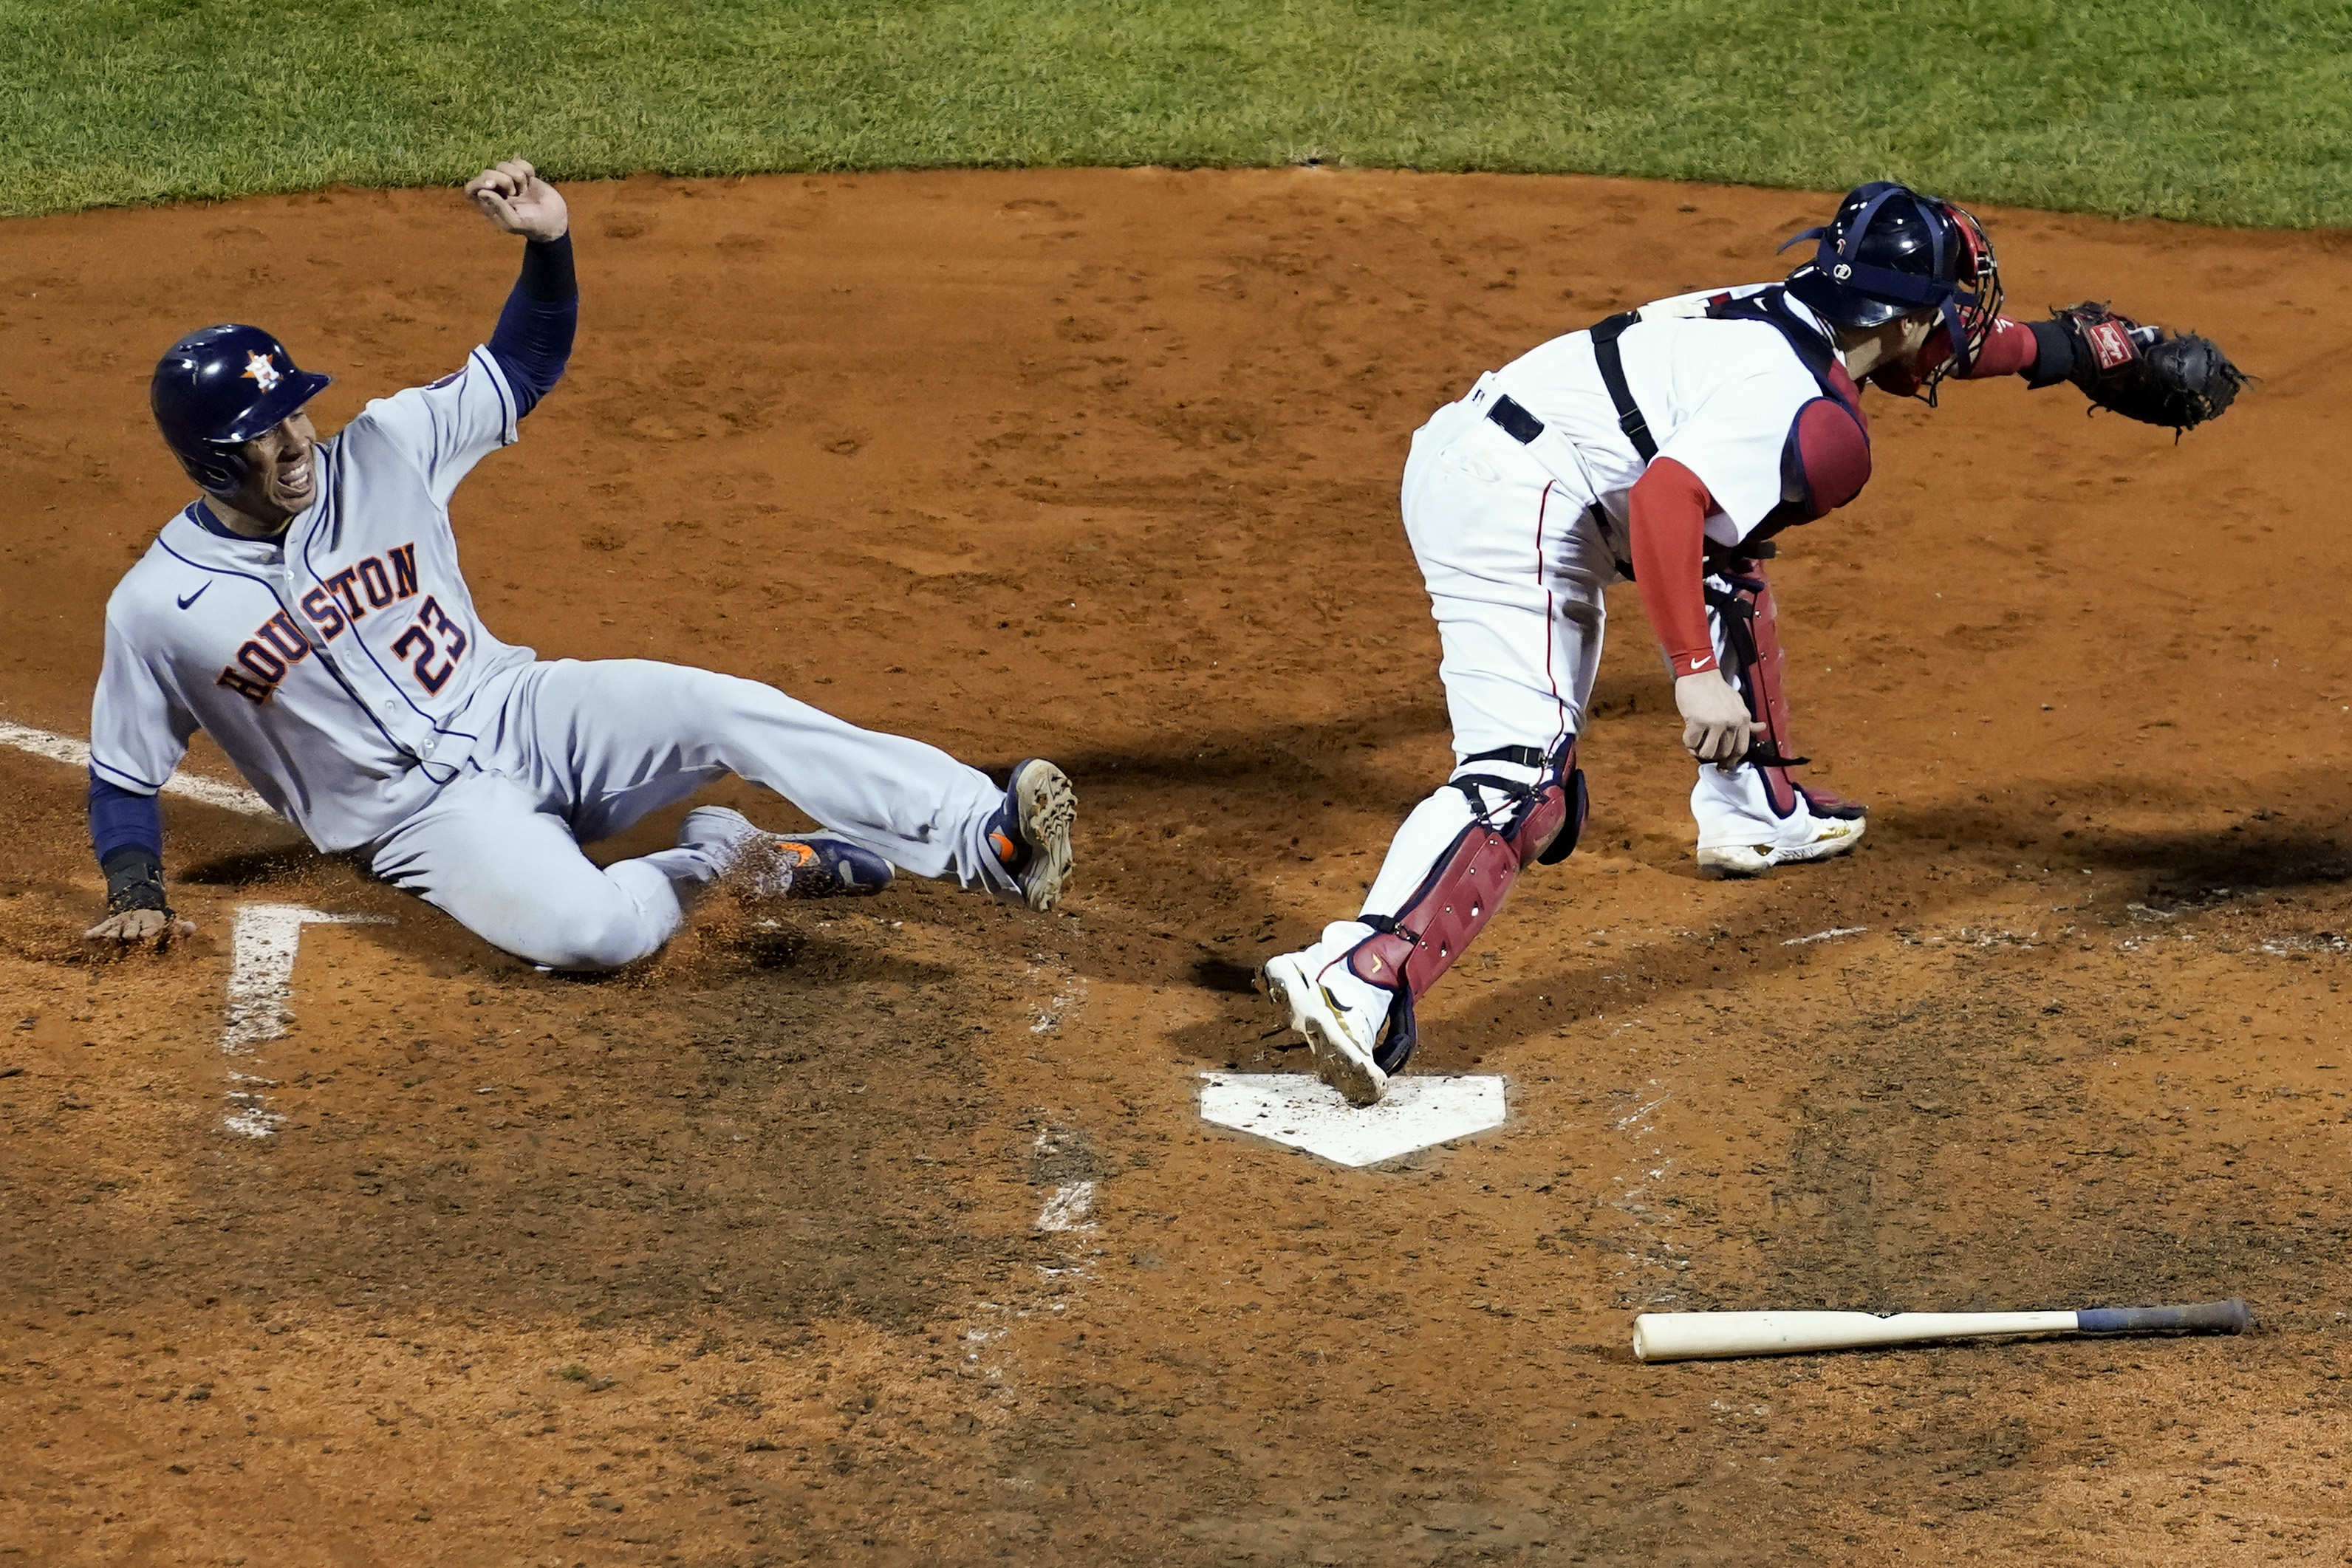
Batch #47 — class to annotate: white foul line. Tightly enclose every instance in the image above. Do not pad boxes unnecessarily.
[0,720,273,817]
[1783,925,1867,947]
[222,904,392,1138]
[1034,1181,1096,1232]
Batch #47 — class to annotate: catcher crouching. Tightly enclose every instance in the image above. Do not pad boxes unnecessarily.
[1263,179,2247,1106]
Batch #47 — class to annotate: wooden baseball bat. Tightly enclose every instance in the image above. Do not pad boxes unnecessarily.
[1630,1299,2253,1363]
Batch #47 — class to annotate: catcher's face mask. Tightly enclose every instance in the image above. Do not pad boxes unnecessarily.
[1931,199,2003,388]
[1782,182,2003,390]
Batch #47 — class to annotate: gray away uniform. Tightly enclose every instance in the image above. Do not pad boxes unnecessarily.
[91,349,1016,967]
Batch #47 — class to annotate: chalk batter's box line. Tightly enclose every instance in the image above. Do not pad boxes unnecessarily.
[220,905,395,1139]
[0,719,273,817]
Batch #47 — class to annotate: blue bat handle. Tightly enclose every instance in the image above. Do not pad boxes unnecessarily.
[2076,1299,2253,1335]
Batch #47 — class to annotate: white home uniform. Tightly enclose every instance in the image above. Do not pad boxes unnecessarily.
[1389,281,1841,875]
[1285,284,1855,1044]
[91,349,1018,968]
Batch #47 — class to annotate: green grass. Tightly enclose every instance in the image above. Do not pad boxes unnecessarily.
[2,0,2347,225]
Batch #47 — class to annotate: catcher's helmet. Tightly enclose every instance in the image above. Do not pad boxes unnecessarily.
[150,324,331,496]
[1782,181,2001,379]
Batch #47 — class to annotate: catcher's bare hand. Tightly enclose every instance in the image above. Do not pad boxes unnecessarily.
[84,908,194,944]
[1675,671,1756,770]
[466,159,568,242]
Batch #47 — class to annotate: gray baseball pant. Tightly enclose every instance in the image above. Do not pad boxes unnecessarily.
[365,659,1014,968]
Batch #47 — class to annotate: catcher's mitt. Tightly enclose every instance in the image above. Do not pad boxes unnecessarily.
[2048,301,2247,433]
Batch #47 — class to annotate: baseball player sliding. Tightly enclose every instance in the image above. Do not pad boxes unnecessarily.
[85,160,1076,968]
[1265,180,2243,1106]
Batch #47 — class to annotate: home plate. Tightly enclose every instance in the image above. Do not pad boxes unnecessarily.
[1198,1072,1508,1167]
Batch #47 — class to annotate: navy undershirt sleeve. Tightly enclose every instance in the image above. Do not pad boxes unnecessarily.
[487,233,578,419]
[89,772,164,863]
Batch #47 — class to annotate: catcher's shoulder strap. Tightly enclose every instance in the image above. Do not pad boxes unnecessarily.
[1703,287,1864,419]
[1714,287,1873,530]
[1588,287,1865,467]
[1587,309,1659,462]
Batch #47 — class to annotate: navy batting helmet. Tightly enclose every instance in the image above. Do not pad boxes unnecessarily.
[1781,182,2001,377]
[150,324,331,496]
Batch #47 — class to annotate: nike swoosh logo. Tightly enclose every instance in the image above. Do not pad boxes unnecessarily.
[177,583,211,610]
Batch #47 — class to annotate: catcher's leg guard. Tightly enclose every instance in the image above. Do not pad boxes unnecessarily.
[1704,559,1803,819]
[1702,555,1864,823]
[1340,742,1587,1075]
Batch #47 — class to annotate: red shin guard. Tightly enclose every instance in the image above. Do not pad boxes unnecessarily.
[1707,560,1808,819]
[1343,745,1587,1072]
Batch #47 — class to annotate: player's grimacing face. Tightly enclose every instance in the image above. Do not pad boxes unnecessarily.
[233,412,319,521]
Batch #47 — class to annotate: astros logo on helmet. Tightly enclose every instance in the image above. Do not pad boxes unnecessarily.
[150,323,332,496]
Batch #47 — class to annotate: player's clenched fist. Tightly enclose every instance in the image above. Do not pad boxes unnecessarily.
[465,158,568,242]
[1675,671,1757,769]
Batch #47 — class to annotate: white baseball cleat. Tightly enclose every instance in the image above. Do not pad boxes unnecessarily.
[1696,813,1867,879]
[1260,951,1389,1108]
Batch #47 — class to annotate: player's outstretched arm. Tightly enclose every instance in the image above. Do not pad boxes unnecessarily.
[466,160,578,420]
[86,607,205,945]
[465,159,568,242]
[2032,303,2247,433]
[83,779,191,943]
[82,851,192,943]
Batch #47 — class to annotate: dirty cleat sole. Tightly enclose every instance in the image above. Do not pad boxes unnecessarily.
[1002,759,1077,911]
[1697,815,1867,880]
[1260,953,1389,1108]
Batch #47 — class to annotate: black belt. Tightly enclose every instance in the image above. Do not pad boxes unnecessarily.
[1486,309,1653,462]
[1486,394,1545,444]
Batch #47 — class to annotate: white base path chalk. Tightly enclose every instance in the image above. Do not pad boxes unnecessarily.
[1200,1072,1507,1167]
[0,721,272,816]
[221,904,392,1137]
[1034,1181,1096,1232]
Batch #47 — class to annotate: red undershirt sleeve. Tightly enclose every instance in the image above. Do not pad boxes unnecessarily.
[1628,456,1720,677]
[1963,316,2039,377]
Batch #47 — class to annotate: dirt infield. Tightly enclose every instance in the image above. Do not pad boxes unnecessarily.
[3,167,2349,1565]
